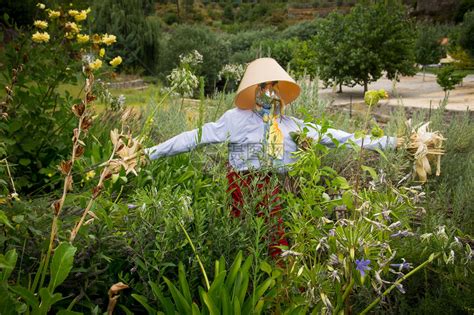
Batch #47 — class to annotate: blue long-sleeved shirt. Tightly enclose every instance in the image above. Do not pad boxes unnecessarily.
[145,108,396,171]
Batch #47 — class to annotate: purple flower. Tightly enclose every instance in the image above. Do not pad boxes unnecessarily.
[390,230,414,238]
[355,259,372,277]
[390,259,412,271]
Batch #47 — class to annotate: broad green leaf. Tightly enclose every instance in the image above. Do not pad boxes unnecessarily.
[225,251,242,290]
[163,276,191,315]
[149,281,175,314]
[361,165,379,181]
[0,248,17,280]
[38,287,63,314]
[178,262,192,303]
[201,291,219,315]
[10,285,38,309]
[132,293,157,314]
[48,242,77,291]
[221,287,231,315]
[233,299,241,315]
[208,271,227,298]
[259,261,272,275]
[0,210,13,229]
[191,302,201,315]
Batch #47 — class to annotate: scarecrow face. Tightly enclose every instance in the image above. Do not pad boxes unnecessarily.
[255,81,282,110]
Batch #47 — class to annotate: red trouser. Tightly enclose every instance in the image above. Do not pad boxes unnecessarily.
[226,168,288,257]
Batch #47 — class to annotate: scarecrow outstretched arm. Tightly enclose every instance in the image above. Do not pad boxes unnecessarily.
[320,128,397,150]
[303,123,397,150]
[145,113,229,160]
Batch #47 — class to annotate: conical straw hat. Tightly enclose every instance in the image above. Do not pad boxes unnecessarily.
[234,58,300,110]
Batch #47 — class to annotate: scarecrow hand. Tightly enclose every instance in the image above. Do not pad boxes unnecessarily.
[396,137,405,149]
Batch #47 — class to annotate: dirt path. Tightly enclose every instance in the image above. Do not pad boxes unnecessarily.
[319,73,474,112]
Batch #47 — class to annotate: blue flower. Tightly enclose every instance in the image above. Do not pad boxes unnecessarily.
[390,259,412,271]
[355,259,372,277]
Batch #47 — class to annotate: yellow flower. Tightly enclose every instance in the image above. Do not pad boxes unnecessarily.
[76,34,89,43]
[99,48,105,57]
[89,59,102,71]
[34,20,48,29]
[74,10,87,22]
[64,32,74,39]
[48,10,60,19]
[32,31,50,43]
[102,34,117,46]
[68,9,79,16]
[65,21,80,33]
[109,56,122,67]
[86,7,91,13]
[92,34,101,44]
[85,170,96,181]
[36,3,46,9]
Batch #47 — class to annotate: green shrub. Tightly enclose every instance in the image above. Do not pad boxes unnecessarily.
[160,24,230,93]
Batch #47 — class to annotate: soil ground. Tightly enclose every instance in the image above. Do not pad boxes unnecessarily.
[319,73,474,112]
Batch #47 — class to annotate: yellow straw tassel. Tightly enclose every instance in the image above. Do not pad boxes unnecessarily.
[268,117,284,159]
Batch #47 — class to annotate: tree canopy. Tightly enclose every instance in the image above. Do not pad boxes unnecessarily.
[313,1,417,92]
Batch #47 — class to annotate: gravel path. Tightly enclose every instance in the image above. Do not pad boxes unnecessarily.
[319,73,474,112]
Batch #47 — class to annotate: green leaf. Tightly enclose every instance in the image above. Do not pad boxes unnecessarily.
[38,287,63,314]
[0,210,13,229]
[191,302,201,315]
[259,261,272,275]
[225,251,242,290]
[178,262,192,303]
[10,285,38,309]
[361,165,379,181]
[163,276,191,314]
[221,287,231,315]
[19,158,31,166]
[132,293,157,314]
[0,248,17,280]
[201,291,219,315]
[48,242,77,291]
[149,281,175,314]
[233,298,241,315]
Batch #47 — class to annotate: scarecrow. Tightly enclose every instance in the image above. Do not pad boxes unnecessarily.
[146,58,403,257]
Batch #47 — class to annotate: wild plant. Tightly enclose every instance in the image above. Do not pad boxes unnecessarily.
[279,111,471,313]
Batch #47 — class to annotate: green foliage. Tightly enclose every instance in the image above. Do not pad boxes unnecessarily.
[160,24,229,92]
[0,15,82,191]
[0,243,77,314]
[92,0,161,74]
[313,2,416,91]
[133,251,280,314]
[436,66,467,92]
[454,0,474,23]
[415,23,446,66]
[459,10,474,58]
[280,19,319,41]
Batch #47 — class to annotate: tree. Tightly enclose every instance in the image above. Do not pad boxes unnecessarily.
[436,66,466,97]
[415,23,446,80]
[92,0,161,75]
[313,1,416,92]
[459,10,474,58]
[313,12,353,92]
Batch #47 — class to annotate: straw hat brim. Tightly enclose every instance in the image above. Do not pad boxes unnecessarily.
[234,58,301,110]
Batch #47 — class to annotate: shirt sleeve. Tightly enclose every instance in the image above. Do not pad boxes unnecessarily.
[320,128,397,150]
[145,112,230,160]
[295,119,396,151]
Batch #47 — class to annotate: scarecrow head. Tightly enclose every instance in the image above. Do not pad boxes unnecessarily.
[234,58,300,111]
